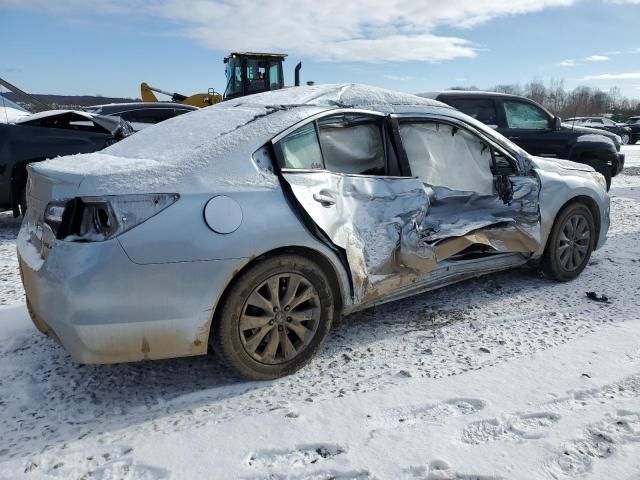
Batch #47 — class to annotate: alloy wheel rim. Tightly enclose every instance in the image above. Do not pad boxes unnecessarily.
[557,213,591,271]
[621,134,630,145]
[239,273,321,365]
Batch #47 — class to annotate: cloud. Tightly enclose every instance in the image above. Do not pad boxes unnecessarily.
[582,72,640,80]
[585,55,609,61]
[384,75,414,81]
[0,0,579,63]
[559,59,578,67]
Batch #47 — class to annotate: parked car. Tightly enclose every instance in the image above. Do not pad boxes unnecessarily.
[84,102,198,131]
[18,84,609,380]
[624,116,640,145]
[565,117,632,145]
[421,91,624,189]
[0,109,133,216]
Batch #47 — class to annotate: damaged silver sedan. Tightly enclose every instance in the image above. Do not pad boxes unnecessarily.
[17,84,610,379]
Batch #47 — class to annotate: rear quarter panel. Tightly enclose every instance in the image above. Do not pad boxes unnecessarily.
[117,185,354,308]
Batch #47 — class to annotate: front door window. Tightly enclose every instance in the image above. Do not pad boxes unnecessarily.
[504,101,551,129]
[398,121,494,195]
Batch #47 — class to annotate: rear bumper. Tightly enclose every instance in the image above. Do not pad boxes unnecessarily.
[17,232,245,364]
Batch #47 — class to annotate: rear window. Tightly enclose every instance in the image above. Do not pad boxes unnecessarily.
[445,98,498,126]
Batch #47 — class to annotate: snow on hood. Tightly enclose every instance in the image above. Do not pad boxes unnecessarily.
[32,84,451,196]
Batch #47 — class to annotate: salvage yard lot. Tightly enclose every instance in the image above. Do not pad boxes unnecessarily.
[0,146,640,479]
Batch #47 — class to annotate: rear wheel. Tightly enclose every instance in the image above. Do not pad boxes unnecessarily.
[542,203,596,282]
[211,255,335,380]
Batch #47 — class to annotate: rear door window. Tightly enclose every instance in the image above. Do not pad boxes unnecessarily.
[445,98,499,126]
[278,114,387,175]
[317,114,385,175]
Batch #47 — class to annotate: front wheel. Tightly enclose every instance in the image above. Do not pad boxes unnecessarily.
[211,255,335,380]
[621,133,630,145]
[593,164,612,191]
[542,203,596,282]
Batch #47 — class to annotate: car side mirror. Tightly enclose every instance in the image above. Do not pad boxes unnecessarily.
[552,116,562,131]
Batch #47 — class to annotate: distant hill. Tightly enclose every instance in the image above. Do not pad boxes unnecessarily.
[2,92,139,111]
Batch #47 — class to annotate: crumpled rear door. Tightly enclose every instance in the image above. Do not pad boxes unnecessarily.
[282,171,432,304]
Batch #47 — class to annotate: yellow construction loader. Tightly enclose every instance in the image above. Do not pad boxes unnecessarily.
[140,52,301,107]
[140,82,222,108]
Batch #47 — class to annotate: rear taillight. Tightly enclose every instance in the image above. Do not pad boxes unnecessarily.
[43,200,68,236]
[43,193,179,242]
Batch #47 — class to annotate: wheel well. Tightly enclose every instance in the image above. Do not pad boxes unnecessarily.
[556,195,601,243]
[210,246,345,335]
[577,152,613,174]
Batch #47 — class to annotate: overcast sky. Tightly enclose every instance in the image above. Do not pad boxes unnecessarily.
[1,0,640,99]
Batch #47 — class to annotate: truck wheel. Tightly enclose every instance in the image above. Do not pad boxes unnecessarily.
[592,164,612,191]
[542,202,595,282]
[211,255,335,380]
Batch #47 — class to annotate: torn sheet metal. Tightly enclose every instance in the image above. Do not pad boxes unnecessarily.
[283,171,542,305]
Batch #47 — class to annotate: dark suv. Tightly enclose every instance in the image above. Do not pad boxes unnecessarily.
[625,116,640,145]
[420,91,625,189]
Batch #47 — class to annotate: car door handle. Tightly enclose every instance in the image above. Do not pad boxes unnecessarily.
[313,193,336,207]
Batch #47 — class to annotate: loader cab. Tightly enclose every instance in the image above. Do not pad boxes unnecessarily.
[223,52,287,101]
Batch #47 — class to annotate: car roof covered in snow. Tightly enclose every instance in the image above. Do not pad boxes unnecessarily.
[32,84,453,195]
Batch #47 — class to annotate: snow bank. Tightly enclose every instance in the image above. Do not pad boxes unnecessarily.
[0,303,32,337]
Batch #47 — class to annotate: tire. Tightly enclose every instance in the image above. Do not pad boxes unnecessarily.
[542,202,596,282]
[592,164,612,191]
[211,255,335,380]
[621,133,630,145]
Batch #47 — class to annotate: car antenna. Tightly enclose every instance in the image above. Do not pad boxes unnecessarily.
[570,100,579,131]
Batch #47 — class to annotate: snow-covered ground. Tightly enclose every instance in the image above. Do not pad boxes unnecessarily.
[1,148,640,479]
[625,144,640,167]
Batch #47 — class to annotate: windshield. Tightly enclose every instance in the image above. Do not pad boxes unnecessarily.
[0,93,29,113]
[224,57,243,99]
